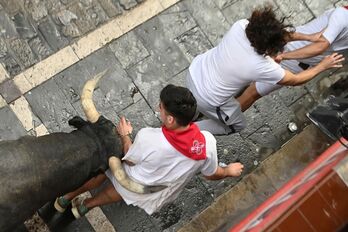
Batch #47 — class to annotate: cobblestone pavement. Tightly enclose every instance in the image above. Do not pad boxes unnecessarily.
[0,0,348,231]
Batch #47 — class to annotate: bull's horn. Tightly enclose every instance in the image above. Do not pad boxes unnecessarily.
[81,70,108,123]
[109,156,167,194]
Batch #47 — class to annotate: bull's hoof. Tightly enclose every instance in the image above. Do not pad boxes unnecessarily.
[37,201,57,222]
[38,202,76,231]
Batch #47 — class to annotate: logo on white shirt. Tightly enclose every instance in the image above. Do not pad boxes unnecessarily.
[191,140,205,155]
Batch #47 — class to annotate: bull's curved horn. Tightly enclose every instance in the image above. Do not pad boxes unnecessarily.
[109,156,167,194]
[81,70,108,123]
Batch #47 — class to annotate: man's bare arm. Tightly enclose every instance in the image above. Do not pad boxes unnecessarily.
[204,163,244,180]
[281,37,330,60]
[279,53,344,86]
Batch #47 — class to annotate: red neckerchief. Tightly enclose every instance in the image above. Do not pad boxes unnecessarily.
[345,6,348,9]
[162,123,206,160]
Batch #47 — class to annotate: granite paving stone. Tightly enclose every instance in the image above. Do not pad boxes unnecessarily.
[38,16,70,51]
[275,0,314,26]
[174,26,213,62]
[1,55,22,76]
[214,0,238,10]
[240,105,267,138]
[289,93,316,129]
[0,37,7,58]
[78,47,136,112]
[151,176,214,231]
[303,0,334,17]
[158,2,197,40]
[0,9,19,38]
[246,125,281,159]
[98,0,123,18]
[134,16,190,78]
[119,0,138,10]
[109,31,150,69]
[24,0,48,22]
[0,0,146,78]
[253,93,297,144]
[9,38,38,69]
[12,12,37,39]
[222,0,278,24]
[0,63,9,84]
[0,79,21,103]
[101,201,158,232]
[24,78,78,133]
[183,0,231,45]
[85,0,109,27]
[129,67,187,113]
[305,71,333,101]
[0,106,27,141]
[119,98,160,135]
[28,36,53,60]
[0,0,20,16]
[277,85,308,107]
[197,133,259,197]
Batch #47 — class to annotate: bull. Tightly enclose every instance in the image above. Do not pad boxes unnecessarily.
[0,71,162,231]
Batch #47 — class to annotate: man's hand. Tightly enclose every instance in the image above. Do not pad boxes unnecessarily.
[274,53,283,63]
[117,116,133,137]
[116,116,133,154]
[317,53,345,71]
[225,162,244,177]
[205,162,244,180]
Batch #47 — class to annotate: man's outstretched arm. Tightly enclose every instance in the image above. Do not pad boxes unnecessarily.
[204,162,244,180]
[279,53,344,86]
[280,37,330,61]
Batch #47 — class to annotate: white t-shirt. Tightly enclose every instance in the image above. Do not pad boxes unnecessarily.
[282,7,348,73]
[106,128,218,214]
[189,19,285,106]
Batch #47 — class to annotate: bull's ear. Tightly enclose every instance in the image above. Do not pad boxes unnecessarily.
[69,116,88,129]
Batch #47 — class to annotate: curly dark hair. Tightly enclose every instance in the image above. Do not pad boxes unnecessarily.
[246,6,292,57]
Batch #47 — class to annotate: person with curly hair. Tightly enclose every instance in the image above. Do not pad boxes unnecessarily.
[239,6,348,109]
[186,5,344,135]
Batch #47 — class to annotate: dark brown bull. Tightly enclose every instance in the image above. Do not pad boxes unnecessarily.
[0,72,160,231]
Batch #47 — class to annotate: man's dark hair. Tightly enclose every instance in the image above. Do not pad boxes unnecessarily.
[246,6,292,57]
[160,84,197,126]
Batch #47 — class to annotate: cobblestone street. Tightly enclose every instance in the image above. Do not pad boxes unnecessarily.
[0,0,347,231]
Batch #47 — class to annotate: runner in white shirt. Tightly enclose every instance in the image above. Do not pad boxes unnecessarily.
[53,84,244,217]
[241,6,348,109]
[187,6,344,135]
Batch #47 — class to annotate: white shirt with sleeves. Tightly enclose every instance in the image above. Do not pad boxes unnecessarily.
[282,7,348,73]
[189,19,285,106]
[105,128,218,214]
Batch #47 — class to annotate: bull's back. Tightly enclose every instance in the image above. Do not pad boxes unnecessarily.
[0,132,97,231]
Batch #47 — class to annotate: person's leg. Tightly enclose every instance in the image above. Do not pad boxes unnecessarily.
[71,183,122,218]
[237,82,282,112]
[196,96,246,135]
[195,119,232,135]
[236,83,262,112]
[84,183,122,209]
[63,173,107,201]
[54,173,107,212]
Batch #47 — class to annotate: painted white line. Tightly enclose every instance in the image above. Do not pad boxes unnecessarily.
[9,96,35,131]
[0,63,9,84]
[81,192,117,232]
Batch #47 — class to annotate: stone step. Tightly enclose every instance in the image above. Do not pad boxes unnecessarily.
[178,124,333,232]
